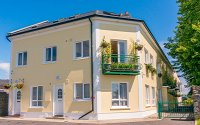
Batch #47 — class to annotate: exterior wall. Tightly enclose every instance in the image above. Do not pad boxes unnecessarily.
[97,21,158,114]
[9,17,174,120]
[10,20,92,118]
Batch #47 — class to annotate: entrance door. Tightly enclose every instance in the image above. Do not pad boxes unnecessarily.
[15,90,21,115]
[111,40,127,63]
[54,85,63,116]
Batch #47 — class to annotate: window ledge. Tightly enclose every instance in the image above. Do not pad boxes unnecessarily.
[73,99,91,102]
[43,61,56,64]
[16,65,27,68]
[145,104,151,107]
[73,57,90,61]
[29,106,44,109]
[110,107,130,110]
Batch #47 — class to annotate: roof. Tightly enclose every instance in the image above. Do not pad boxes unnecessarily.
[7,10,141,37]
[0,79,9,89]
[6,10,172,68]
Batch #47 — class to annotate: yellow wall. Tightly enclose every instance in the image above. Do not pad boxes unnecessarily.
[98,22,158,113]
[10,21,92,114]
[9,18,174,116]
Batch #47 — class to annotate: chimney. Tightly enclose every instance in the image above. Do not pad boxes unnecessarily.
[125,11,129,16]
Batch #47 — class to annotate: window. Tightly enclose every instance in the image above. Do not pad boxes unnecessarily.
[75,40,89,59]
[31,86,43,107]
[45,47,57,62]
[152,87,156,105]
[145,85,150,105]
[17,91,21,101]
[112,83,128,107]
[58,89,63,99]
[150,54,153,65]
[144,48,149,64]
[17,52,27,66]
[74,83,90,100]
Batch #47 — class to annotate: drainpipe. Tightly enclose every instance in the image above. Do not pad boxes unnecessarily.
[78,17,94,119]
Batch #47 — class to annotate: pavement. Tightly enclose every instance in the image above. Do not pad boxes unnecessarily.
[0,117,195,125]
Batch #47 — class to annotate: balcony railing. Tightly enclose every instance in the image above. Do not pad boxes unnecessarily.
[102,54,141,75]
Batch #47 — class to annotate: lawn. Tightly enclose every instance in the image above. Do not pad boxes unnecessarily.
[197,119,200,125]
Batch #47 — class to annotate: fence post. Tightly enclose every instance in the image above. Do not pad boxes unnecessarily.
[158,101,162,119]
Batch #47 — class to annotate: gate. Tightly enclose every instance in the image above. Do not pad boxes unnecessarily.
[0,92,8,116]
[158,101,194,119]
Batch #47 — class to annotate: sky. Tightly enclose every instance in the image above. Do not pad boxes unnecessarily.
[0,0,181,81]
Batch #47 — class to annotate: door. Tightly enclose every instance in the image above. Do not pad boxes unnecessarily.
[15,90,21,114]
[111,40,127,63]
[54,85,63,116]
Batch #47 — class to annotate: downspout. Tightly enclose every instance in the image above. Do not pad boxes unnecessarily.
[78,17,94,119]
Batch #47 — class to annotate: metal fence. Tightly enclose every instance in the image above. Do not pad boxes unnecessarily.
[158,101,194,119]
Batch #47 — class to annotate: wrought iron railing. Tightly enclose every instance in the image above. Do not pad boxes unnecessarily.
[158,101,194,119]
[102,54,141,75]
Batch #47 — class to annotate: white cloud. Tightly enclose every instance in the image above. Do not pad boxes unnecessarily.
[0,62,10,79]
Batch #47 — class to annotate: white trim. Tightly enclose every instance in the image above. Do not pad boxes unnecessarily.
[92,20,101,114]
[96,110,157,120]
[30,86,44,108]
[73,83,91,101]
[20,112,53,118]
[73,40,90,60]
[145,85,150,106]
[53,84,64,116]
[136,26,144,111]
[111,82,129,108]
[43,46,57,64]
[16,51,27,67]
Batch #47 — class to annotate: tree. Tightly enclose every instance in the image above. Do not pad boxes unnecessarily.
[164,0,200,85]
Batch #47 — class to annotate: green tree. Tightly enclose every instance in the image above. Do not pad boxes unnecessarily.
[165,0,200,85]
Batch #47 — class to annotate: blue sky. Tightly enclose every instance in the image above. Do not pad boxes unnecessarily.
[0,0,179,79]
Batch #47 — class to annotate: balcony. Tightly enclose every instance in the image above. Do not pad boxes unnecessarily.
[102,54,141,75]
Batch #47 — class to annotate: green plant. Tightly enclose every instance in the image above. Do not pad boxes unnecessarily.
[110,63,118,70]
[135,43,143,50]
[3,83,12,89]
[110,63,136,70]
[100,36,111,64]
[162,71,177,89]
[151,68,157,74]
[145,64,153,71]
[183,98,193,106]
[15,83,24,89]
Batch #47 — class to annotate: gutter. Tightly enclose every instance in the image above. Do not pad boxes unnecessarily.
[78,17,94,119]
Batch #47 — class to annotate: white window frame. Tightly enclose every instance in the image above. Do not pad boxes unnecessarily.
[144,48,149,64]
[74,83,91,101]
[152,87,156,106]
[74,40,90,60]
[145,85,150,106]
[111,82,129,108]
[30,86,44,108]
[16,51,27,67]
[44,46,57,63]
[150,54,153,65]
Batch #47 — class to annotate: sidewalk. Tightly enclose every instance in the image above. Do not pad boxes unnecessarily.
[0,116,159,124]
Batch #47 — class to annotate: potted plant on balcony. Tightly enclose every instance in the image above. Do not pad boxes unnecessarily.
[158,72,162,77]
[15,82,24,89]
[151,68,157,75]
[3,83,12,89]
[145,63,153,71]
[135,43,143,51]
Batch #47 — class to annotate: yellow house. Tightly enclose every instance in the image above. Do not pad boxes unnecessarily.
[7,10,175,120]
